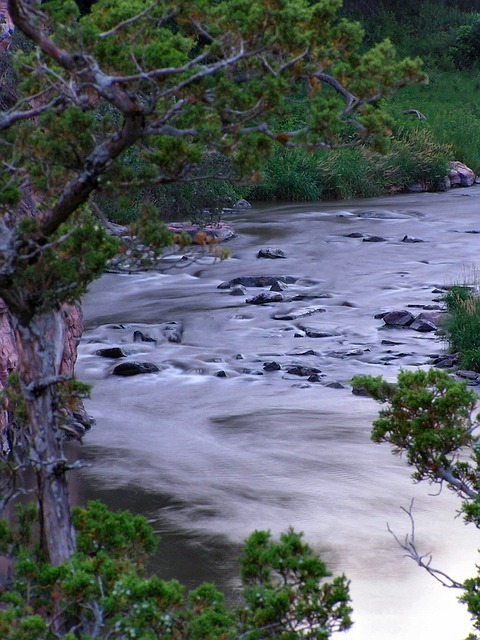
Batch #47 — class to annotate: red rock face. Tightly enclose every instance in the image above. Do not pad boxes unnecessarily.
[0,300,18,431]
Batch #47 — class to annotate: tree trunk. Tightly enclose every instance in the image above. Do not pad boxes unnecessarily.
[13,308,76,564]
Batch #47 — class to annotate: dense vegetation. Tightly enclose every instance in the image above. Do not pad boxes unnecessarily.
[0,501,352,639]
[2,0,480,637]
[246,0,480,203]
[96,0,480,216]
[441,284,480,372]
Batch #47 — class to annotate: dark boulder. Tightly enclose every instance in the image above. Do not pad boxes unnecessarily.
[363,235,387,242]
[286,365,322,377]
[410,311,444,332]
[96,347,128,359]
[270,281,289,292]
[113,361,160,376]
[230,285,248,296]
[382,310,415,327]
[257,248,286,259]
[263,361,281,371]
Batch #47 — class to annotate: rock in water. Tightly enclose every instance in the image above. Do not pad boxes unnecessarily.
[162,321,183,343]
[113,361,160,376]
[133,330,156,343]
[382,310,415,327]
[96,347,128,359]
[246,292,284,304]
[286,365,322,377]
[272,306,326,321]
[217,275,297,289]
[257,248,286,259]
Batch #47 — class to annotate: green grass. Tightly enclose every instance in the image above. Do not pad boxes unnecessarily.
[248,126,451,202]
[386,70,480,173]
[443,285,480,371]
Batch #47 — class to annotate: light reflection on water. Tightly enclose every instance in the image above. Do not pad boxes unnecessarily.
[75,189,480,639]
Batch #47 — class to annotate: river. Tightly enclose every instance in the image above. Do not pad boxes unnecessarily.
[74,187,480,639]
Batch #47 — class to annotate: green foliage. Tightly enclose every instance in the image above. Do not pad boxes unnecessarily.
[351,368,478,486]
[239,528,352,639]
[342,1,478,70]
[0,502,351,640]
[249,147,324,201]
[72,500,157,565]
[97,152,246,224]
[443,285,480,371]
[0,0,425,212]
[386,70,480,173]
[10,212,119,318]
[250,126,450,201]
[451,18,480,69]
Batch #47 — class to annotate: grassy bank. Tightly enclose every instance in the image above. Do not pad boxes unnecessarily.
[248,68,480,202]
[386,70,480,174]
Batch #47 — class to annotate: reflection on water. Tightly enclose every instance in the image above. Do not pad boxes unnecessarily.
[75,189,480,639]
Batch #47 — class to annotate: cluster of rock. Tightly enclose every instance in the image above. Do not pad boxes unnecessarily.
[376,308,445,333]
[408,161,478,193]
[94,322,183,376]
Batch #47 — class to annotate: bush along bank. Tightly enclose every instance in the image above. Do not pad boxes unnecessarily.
[248,125,479,202]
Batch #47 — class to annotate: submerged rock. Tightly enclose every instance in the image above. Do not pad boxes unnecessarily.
[402,235,425,243]
[133,330,156,344]
[246,292,284,304]
[234,198,252,209]
[270,281,289,292]
[363,235,387,242]
[286,365,322,377]
[217,275,297,289]
[162,321,183,343]
[230,285,248,296]
[272,306,326,321]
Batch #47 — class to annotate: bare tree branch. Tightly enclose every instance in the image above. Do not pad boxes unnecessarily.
[315,72,358,111]
[388,500,464,589]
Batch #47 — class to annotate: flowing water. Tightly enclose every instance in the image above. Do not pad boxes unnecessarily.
[74,188,480,639]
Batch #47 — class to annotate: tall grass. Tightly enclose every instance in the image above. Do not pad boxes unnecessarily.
[386,71,480,173]
[443,285,480,371]
[248,127,451,202]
